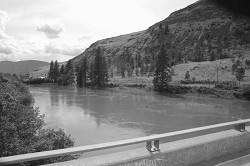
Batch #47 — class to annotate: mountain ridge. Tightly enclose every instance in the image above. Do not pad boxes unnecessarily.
[31,0,250,81]
[0,60,49,75]
[71,0,250,78]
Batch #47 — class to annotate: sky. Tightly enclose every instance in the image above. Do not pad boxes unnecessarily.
[0,0,197,62]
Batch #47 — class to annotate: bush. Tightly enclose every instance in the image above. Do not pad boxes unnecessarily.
[24,78,52,84]
[243,85,250,99]
[0,74,78,165]
[180,79,216,84]
[215,81,239,90]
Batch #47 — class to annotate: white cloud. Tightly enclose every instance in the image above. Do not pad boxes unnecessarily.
[0,10,10,39]
[45,42,84,56]
[0,38,39,61]
[0,42,14,54]
[0,11,84,62]
[78,35,92,41]
[37,19,65,39]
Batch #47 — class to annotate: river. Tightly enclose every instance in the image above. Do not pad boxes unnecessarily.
[29,84,250,147]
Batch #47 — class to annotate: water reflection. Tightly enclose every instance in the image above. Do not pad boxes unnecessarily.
[29,84,250,146]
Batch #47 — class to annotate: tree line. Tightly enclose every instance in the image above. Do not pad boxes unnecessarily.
[48,47,108,87]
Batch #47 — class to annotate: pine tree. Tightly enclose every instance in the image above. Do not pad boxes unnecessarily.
[60,60,74,85]
[89,61,95,86]
[93,47,103,87]
[82,56,88,87]
[210,51,216,61]
[60,65,65,76]
[65,60,73,74]
[75,57,88,87]
[153,45,172,92]
[48,61,54,81]
[93,47,108,87]
[136,54,142,68]
[185,71,190,80]
[53,60,59,82]
[140,64,145,76]
[120,67,125,78]
[76,65,83,87]
[236,66,245,84]
[102,56,109,84]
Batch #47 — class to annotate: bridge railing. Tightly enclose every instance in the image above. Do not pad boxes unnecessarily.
[1,119,250,165]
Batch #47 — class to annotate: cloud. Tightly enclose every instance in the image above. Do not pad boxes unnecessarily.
[78,35,92,41]
[37,19,65,39]
[0,37,42,61]
[0,42,15,54]
[0,10,10,39]
[45,42,84,56]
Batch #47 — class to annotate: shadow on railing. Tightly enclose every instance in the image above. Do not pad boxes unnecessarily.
[0,119,250,165]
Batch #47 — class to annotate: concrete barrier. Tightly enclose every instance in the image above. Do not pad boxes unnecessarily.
[46,126,250,166]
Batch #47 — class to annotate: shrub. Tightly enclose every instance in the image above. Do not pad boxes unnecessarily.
[180,79,216,85]
[0,73,78,165]
[215,81,239,90]
[243,85,250,99]
[192,77,196,83]
[185,71,190,80]
[24,78,52,84]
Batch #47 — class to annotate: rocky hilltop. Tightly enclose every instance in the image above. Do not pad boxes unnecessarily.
[71,0,250,77]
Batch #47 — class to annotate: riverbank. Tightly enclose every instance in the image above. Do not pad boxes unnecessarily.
[24,75,250,100]
[108,76,250,100]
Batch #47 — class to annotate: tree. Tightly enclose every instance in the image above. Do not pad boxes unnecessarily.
[93,47,103,87]
[76,57,88,87]
[185,71,190,80]
[89,61,95,86]
[65,60,73,74]
[164,25,170,35]
[82,56,88,87]
[159,23,163,30]
[210,52,216,61]
[153,45,172,92]
[102,56,109,84]
[93,47,108,87]
[136,53,142,68]
[65,60,75,85]
[76,65,83,87]
[0,74,77,165]
[120,67,125,78]
[118,48,133,78]
[58,60,74,85]
[48,61,54,81]
[140,64,145,76]
[135,67,139,76]
[232,63,238,74]
[236,66,245,83]
[53,60,59,82]
[217,45,223,59]
[60,65,65,76]
[245,59,250,69]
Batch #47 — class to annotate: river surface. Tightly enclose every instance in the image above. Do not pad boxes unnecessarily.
[29,84,250,147]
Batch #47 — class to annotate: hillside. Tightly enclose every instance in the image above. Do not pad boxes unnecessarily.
[0,60,49,75]
[31,0,250,84]
[71,0,250,78]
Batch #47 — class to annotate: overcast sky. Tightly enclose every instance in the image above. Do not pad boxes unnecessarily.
[0,0,197,62]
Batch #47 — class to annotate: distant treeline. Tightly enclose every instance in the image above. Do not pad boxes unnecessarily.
[47,47,108,88]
